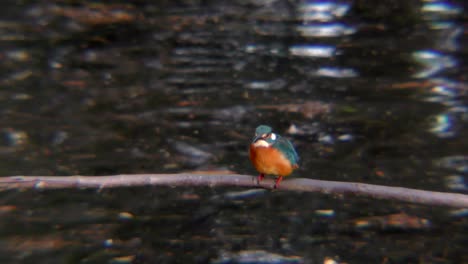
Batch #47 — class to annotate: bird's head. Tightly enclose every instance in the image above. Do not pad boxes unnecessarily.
[252,125,277,147]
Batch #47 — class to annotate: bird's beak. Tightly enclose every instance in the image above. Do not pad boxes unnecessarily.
[252,134,261,143]
[253,133,267,143]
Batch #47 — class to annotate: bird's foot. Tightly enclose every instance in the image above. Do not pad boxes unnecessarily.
[257,173,265,184]
[273,176,283,189]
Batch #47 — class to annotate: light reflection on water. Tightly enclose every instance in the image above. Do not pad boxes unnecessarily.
[421,1,463,17]
[412,50,456,78]
[426,79,467,138]
[296,23,356,37]
[289,45,336,58]
[297,1,349,22]
[412,1,465,140]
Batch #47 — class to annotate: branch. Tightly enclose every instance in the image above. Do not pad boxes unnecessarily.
[1,174,467,208]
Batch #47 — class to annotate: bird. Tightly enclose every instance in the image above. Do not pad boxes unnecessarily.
[249,125,299,188]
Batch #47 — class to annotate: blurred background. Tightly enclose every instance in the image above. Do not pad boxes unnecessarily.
[0,0,466,263]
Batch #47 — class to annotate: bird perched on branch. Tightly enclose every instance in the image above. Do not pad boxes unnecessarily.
[249,125,299,188]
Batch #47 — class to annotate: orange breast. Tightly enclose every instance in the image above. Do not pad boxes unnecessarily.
[249,145,297,177]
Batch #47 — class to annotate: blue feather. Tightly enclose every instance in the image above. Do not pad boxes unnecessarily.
[273,135,299,166]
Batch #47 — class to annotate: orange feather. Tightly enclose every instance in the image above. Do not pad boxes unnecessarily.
[249,144,297,177]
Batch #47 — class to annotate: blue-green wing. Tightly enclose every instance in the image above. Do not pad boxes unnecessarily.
[274,136,299,166]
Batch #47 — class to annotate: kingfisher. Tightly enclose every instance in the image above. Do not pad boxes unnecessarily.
[249,125,299,188]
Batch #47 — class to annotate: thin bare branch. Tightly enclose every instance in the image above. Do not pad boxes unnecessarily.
[0,174,467,208]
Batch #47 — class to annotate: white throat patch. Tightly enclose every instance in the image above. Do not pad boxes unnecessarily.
[253,139,270,147]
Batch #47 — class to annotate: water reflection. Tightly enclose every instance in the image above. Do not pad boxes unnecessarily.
[412,50,456,78]
[289,45,336,58]
[421,1,462,17]
[1,128,28,147]
[245,79,287,90]
[296,1,353,37]
[315,67,357,78]
[297,1,350,22]
[425,78,466,138]
[296,23,355,37]
[429,113,453,137]
[436,155,468,191]
[412,1,465,140]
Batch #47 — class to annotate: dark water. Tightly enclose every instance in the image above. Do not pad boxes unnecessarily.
[0,0,467,263]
